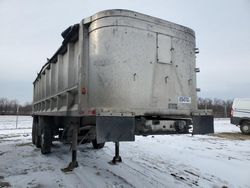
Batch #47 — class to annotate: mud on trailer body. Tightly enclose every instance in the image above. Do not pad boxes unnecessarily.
[32,9,213,169]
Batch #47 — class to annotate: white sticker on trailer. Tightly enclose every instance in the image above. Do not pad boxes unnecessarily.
[178,96,191,103]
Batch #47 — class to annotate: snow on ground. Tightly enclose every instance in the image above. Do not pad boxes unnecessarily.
[0,116,250,188]
[213,118,240,133]
[0,116,31,144]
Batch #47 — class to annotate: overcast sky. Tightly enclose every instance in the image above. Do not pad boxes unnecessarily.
[0,0,249,104]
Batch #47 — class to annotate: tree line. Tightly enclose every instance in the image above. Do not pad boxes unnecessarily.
[198,98,233,118]
[0,98,32,115]
[0,97,233,117]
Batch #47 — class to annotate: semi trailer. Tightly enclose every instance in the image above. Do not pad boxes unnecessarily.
[32,9,213,170]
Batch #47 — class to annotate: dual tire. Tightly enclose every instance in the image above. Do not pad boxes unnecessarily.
[32,119,41,148]
[40,127,52,154]
[32,117,52,154]
[32,117,104,154]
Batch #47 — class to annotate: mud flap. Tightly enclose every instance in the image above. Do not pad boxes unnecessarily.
[192,115,214,134]
[96,116,135,143]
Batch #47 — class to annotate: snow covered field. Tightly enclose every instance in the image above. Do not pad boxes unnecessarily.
[0,116,250,188]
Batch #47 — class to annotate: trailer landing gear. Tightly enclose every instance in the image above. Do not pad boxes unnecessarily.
[61,151,78,172]
[111,142,122,164]
[62,124,79,172]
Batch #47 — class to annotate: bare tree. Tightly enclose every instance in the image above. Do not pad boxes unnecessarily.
[198,98,233,118]
[0,98,32,115]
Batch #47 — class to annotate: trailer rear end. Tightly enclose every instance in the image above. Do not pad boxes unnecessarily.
[32,9,213,169]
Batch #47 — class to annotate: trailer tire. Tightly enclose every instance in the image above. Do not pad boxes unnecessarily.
[240,121,250,135]
[41,128,52,154]
[92,139,105,149]
[32,122,36,145]
[32,117,40,146]
[175,121,189,134]
[35,125,41,148]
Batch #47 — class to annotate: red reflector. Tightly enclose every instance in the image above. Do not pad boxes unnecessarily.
[91,109,96,115]
[88,109,96,115]
[81,87,87,95]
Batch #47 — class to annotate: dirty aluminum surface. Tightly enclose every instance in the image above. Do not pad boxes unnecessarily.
[33,9,199,117]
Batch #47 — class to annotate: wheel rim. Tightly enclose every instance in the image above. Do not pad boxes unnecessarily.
[242,125,249,132]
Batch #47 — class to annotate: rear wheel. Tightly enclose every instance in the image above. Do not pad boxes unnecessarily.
[35,131,41,148]
[32,121,36,145]
[34,121,41,148]
[41,127,52,154]
[92,139,105,149]
[240,121,250,135]
[175,121,189,133]
[32,117,39,146]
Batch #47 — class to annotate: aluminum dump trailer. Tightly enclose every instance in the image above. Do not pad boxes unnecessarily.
[32,9,213,168]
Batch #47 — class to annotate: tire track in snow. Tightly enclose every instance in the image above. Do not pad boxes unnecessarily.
[51,143,135,188]
[99,147,169,187]
[69,145,168,187]
[128,153,229,188]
